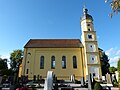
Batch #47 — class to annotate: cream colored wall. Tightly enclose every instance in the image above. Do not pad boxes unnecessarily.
[83,32,97,41]
[81,48,87,80]
[81,20,94,32]
[22,47,85,80]
[81,18,102,79]
[86,54,100,64]
[18,64,22,77]
[85,42,99,52]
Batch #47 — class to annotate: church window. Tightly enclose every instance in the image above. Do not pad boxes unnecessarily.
[26,69,29,74]
[87,24,90,26]
[88,35,92,39]
[73,56,77,69]
[90,55,97,64]
[88,28,91,31]
[90,45,92,48]
[40,56,44,69]
[62,56,66,69]
[51,56,55,69]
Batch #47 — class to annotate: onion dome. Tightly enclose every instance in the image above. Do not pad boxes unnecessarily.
[81,7,93,21]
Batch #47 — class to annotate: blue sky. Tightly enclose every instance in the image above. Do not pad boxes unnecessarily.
[0,0,120,67]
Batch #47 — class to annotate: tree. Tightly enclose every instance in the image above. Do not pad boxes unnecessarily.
[117,58,120,89]
[0,58,8,76]
[109,66,117,73]
[10,49,23,71]
[10,49,23,83]
[0,58,8,70]
[105,0,120,18]
[100,52,110,76]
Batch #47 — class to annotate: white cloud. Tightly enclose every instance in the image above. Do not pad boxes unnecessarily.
[105,48,114,56]
[105,47,120,67]
[109,56,119,63]
[116,50,120,55]
[1,54,10,59]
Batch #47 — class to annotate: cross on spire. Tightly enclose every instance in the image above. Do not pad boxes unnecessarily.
[83,6,88,15]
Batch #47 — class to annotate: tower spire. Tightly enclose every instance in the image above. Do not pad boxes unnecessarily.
[81,7,93,21]
[83,6,88,15]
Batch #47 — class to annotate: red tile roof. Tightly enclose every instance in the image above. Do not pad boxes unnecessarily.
[24,39,83,48]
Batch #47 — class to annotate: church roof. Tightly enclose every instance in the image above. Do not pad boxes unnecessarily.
[24,39,83,48]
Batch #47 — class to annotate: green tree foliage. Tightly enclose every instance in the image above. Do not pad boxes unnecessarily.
[105,0,120,18]
[109,66,117,73]
[117,58,120,89]
[0,58,9,76]
[0,58,8,69]
[10,49,23,83]
[118,58,120,72]
[10,49,23,71]
[100,52,110,76]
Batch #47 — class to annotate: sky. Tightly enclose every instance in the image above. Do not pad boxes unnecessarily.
[0,0,120,67]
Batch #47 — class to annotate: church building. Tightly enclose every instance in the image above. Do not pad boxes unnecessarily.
[20,8,102,80]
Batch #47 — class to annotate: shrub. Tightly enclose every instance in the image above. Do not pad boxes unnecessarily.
[113,81,118,87]
[93,82,103,90]
[117,58,120,89]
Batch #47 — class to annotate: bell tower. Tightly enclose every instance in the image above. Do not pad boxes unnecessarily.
[81,7,102,79]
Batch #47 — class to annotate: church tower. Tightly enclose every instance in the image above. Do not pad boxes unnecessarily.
[81,7,102,79]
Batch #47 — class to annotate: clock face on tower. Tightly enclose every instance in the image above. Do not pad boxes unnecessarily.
[89,55,98,64]
[88,43,96,52]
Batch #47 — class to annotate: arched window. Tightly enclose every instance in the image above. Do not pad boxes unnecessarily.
[73,56,77,69]
[26,69,29,74]
[40,56,44,69]
[62,56,66,69]
[51,56,55,69]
